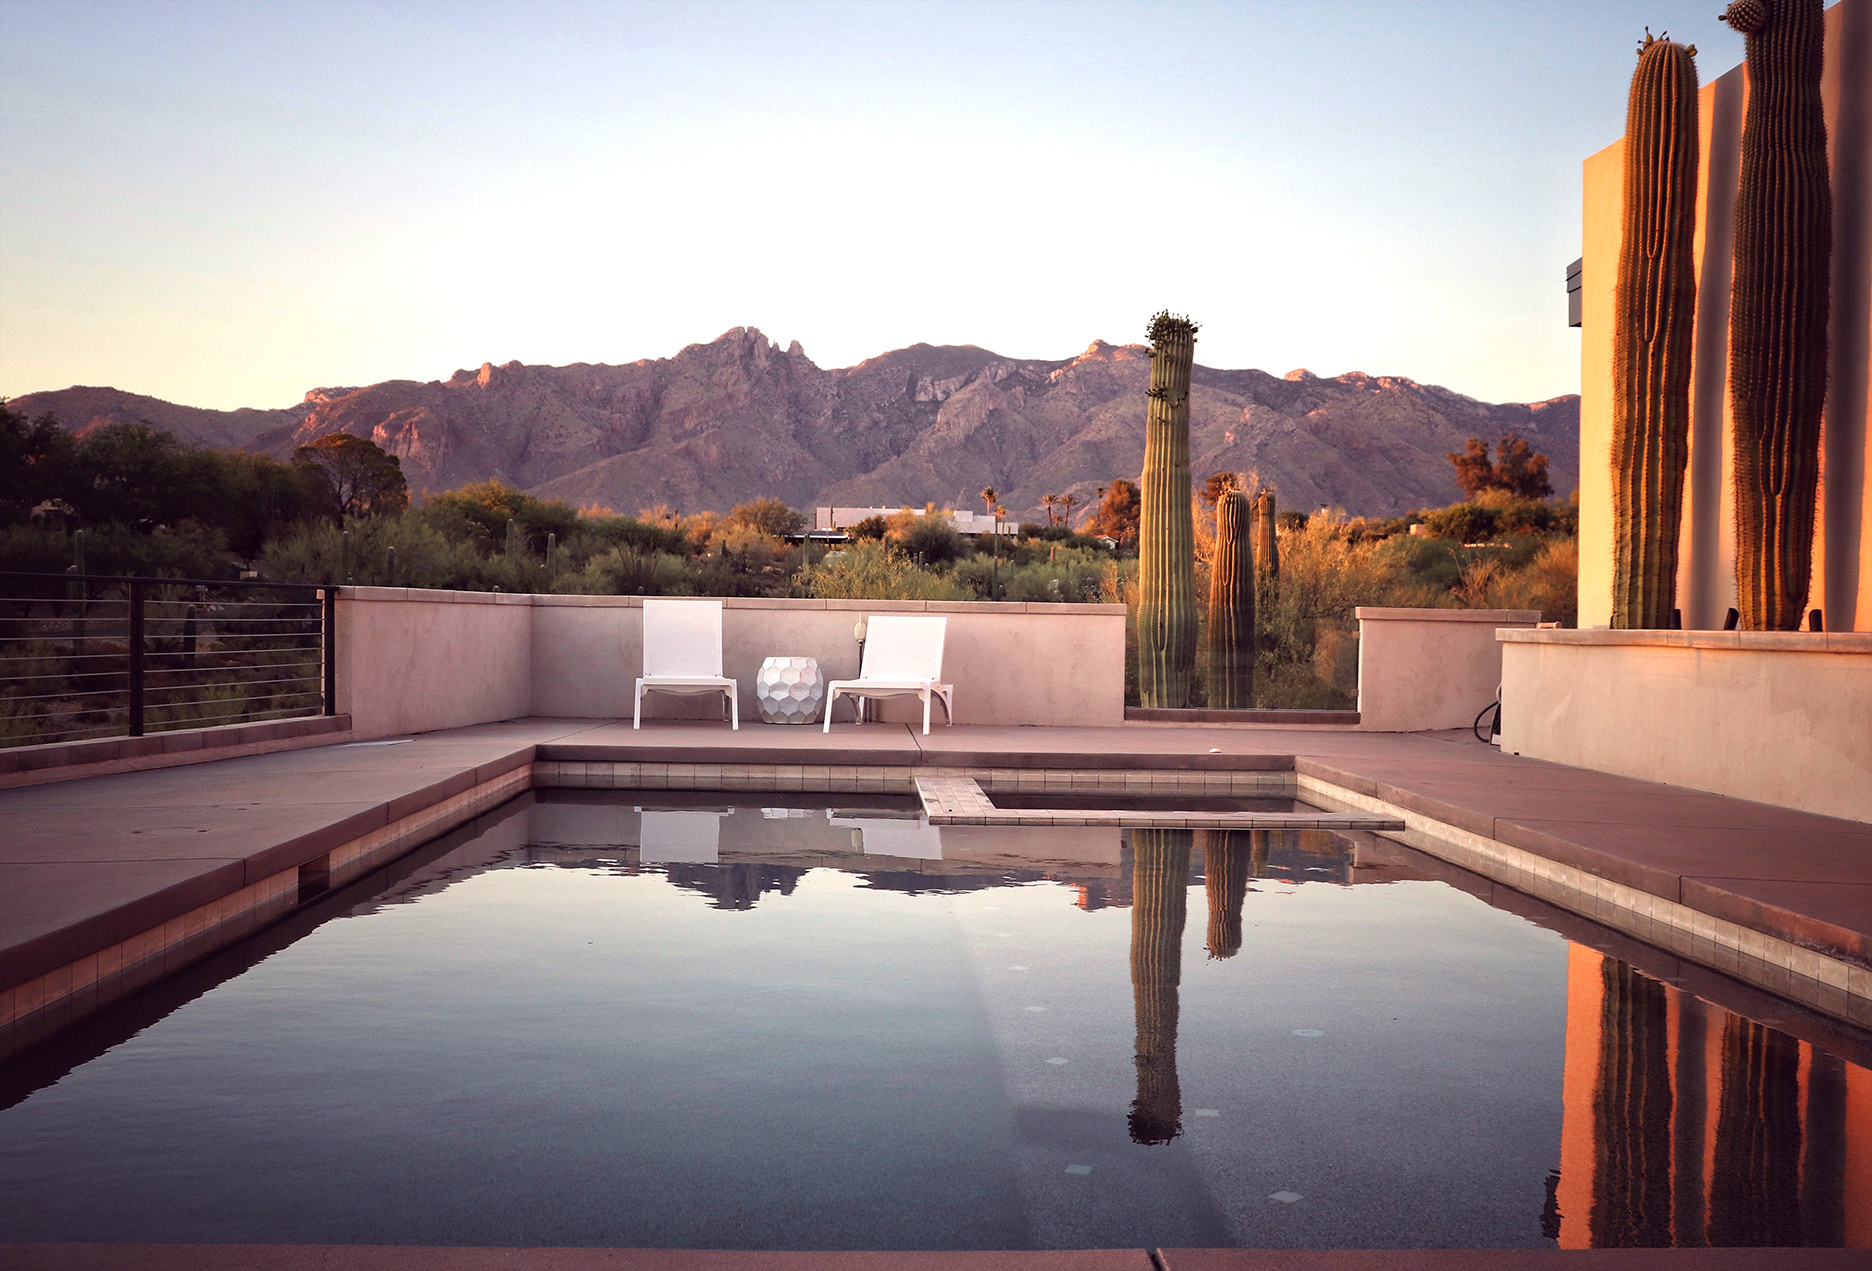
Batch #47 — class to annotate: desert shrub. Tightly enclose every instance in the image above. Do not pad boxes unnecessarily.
[0,521,235,579]
[578,547,697,596]
[803,541,971,601]
[260,511,512,589]
[423,480,579,549]
[885,507,967,565]
[727,498,806,539]
[1420,502,1499,544]
[570,515,693,558]
[953,547,1110,604]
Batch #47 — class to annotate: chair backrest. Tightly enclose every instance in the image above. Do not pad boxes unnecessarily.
[859,615,946,682]
[642,598,724,677]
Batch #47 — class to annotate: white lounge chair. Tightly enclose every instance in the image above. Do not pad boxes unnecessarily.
[633,598,739,729]
[823,615,953,735]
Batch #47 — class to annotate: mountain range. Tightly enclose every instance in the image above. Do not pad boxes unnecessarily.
[8,327,1579,521]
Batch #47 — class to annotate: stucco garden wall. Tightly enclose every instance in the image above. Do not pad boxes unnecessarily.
[1497,628,1872,823]
[337,590,1127,735]
[1355,608,1540,732]
[335,588,533,739]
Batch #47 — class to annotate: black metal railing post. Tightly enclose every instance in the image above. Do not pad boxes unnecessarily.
[321,586,337,716]
[127,578,146,737]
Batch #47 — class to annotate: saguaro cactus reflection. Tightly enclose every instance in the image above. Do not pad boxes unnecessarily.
[1129,828,1191,1144]
[1199,828,1258,959]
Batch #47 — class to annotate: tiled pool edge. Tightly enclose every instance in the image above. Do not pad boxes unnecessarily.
[0,764,530,1061]
[1296,772,1872,1030]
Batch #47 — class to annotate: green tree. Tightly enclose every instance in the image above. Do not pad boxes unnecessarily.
[293,433,409,518]
[67,422,229,530]
[0,405,75,524]
[1086,478,1141,544]
[422,478,577,547]
[1447,433,1553,500]
[726,497,806,539]
[885,506,966,564]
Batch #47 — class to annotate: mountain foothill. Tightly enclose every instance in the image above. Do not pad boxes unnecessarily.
[8,327,1579,520]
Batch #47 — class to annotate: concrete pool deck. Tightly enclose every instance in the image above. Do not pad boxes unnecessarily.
[4,715,1871,1065]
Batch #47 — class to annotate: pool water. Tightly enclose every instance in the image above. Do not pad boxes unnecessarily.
[0,789,1864,1250]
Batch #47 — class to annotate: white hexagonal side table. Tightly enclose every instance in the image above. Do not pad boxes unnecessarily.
[755,656,826,725]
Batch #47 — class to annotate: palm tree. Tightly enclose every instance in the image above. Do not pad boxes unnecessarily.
[981,487,999,600]
[1059,491,1080,529]
[1041,493,1061,526]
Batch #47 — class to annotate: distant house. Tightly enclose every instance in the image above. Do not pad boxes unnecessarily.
[814,506,1017,536]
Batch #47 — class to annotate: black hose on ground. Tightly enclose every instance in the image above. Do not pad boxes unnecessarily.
[1473,700,1501,744]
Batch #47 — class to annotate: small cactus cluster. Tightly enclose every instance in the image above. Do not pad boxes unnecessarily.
[1721,0,1831,630]
[1611,33,1700,629]
[1137,312,1199,707]
[1129,828,1190,1145]
[1204,490,1256,708]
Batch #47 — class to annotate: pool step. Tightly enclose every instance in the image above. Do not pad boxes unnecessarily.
[914,771,1406,831]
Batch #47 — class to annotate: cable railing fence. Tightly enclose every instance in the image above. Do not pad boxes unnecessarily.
[0,572,336,750]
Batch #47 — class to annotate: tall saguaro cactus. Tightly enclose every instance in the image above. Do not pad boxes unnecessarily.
[1129,828,1190,1145]
[1611,33,1700,629]
[1205,490,1256,707]
[1722,0,1831,630]
[1138,312,1199,707]
[1253,489,1279,586]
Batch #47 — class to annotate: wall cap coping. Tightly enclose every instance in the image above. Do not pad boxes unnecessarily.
[1356,606,1542,624]
[1498,628,1872,652]
[342,588,1126,616]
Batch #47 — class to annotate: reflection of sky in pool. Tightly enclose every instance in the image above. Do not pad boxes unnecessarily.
[0,790,1863,1251]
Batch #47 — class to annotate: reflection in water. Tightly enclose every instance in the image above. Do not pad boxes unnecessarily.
[663,863,807,911]
[1129,828,1191,1145]
[1556,946,1870,1247]
[1199,829,1260,959]
[3,786,1867,1252]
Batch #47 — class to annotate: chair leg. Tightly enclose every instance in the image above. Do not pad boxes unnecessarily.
[729,688,739,731]
[633,681,643,730]
[922,690,931,735]
[823,688,838,733]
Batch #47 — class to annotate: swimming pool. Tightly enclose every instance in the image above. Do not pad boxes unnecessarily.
[0,789,1863,1250]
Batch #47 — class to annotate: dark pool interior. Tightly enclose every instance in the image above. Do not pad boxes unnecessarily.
[1,789,1865,1251]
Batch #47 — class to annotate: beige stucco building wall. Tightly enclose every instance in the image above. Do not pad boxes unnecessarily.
[1578,0,1870,631]
[1498,629,1872,823]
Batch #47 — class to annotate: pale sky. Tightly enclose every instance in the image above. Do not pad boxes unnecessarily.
[0,0,1744,412]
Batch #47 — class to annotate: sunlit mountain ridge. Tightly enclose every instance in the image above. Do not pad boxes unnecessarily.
[8,327,1578,520]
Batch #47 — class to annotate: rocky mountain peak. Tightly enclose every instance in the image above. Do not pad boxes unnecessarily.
[8,331,1580,523]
